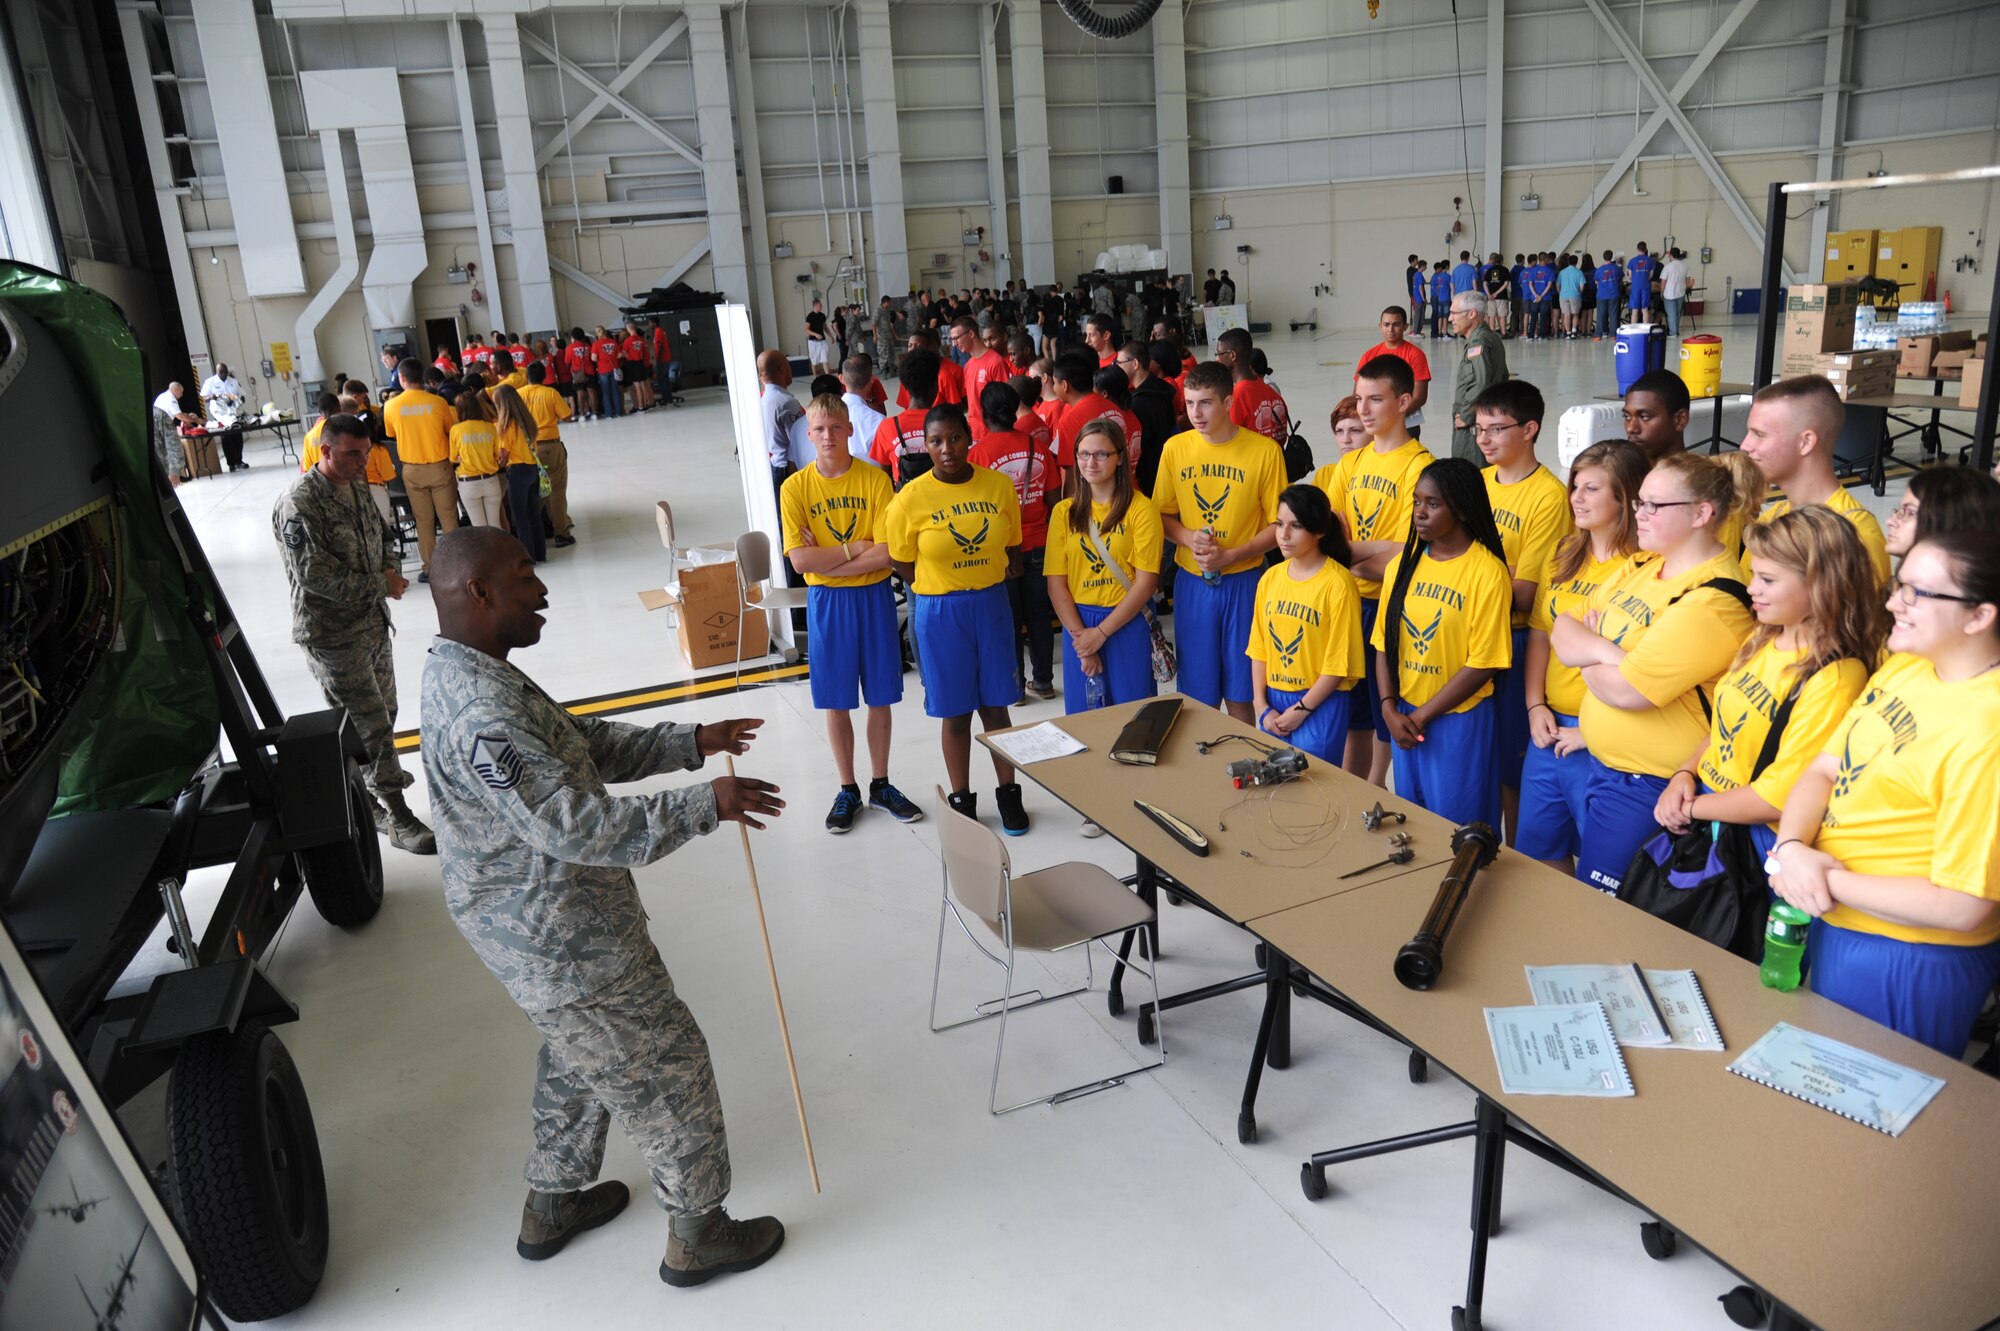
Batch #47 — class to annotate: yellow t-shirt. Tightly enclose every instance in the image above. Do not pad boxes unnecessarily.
[1758,489,1892,586]
[520,383,572,441]
[1529,547,1637,716]
[1369,546,1514,712]
[780,459,895,589]
[1154,427,1286,577]
[501,370,529,393]
[449,420,502,478]
[299,419,325,473]
[885,466,1022,595]
[1482,464,1574,628]
[1578,552,1756,778]
[494,422,534,469]
[1249,558,1365,694]
[383,388,455,464]
[1696,644,1870,824]
[1044,494,1164,609]
[365,444,395,486]
[1314,435,1433,598]
[1816,653,2000,946]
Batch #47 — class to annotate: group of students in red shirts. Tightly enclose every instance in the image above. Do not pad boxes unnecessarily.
[437,321,678,424]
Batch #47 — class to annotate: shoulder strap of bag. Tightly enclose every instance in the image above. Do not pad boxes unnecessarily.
[1087,515,1136,594]
[1746,678,1807,783]
[1660,577,1753,721]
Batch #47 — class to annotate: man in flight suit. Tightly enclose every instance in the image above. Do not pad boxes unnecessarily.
[419,526,788,1287]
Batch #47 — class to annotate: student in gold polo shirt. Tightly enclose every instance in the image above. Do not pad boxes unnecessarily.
[1552,451,1764,892]
[520,362,576,547]
[1249,484,1363,765]
[383,357,458,580]
[448,389,506,527]
[1739,375,1891,584]
[1770,530,2000,1056]
[885,403,1028,833]
[1518,440,1647,871]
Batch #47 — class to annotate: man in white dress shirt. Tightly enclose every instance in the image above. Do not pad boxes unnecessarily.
[200,363,249,471]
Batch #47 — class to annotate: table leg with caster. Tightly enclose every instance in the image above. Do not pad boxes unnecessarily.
[1451,1096,1507,1331]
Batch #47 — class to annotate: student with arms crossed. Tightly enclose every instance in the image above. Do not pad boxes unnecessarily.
[1250,484,1364,764]
[885,405,1031,834]
[1372,459,1515,828]
[1155,362,1285,723]
[1553,452,1764,892]
[1520,441,1647,873]
[1770,530,2000,1057]
[782,396,925,834]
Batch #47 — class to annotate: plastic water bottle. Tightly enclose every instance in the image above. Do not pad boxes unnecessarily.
[1759,902,1812,992]
[1201,525,1222,586]
[1084,669,1108,710]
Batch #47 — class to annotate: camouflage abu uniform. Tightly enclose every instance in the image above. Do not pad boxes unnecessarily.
[272,468,410,799]
[419,637,731,1216]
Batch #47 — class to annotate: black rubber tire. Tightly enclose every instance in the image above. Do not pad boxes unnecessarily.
[1408,1051,1429,1084]
[1137,1009,1157,1047]
[167,1021,330,1321]
[1720,1285,1768,1328]
[1640,1220,1677,1260]
[299,770,383,927]
[1300,1164,1327,1200]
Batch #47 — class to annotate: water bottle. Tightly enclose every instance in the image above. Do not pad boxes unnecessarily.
[1201,524,1222,586]
[1759,902,1812,992]
[1084,669,1108,710]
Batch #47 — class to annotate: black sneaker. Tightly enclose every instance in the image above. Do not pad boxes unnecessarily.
[868,780,925,823]
[552,535,577,548]
[825,787,861,834]
[946,790,977,820]
[994,782,1029,837]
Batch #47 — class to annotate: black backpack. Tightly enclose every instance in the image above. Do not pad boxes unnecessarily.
[1282,429,1315,483]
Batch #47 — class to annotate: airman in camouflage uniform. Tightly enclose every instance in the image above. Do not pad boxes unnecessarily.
[873,297,899,376]
[419,525,789,1287]
[271,413,434,854]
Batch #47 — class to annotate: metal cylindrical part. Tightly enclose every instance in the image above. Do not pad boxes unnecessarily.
[1393,823,1499,991]
[158,877,199,968]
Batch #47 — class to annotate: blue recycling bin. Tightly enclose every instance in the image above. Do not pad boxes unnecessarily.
[1615,323,1667,395]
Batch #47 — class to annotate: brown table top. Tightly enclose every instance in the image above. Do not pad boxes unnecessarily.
[982,696,1456,920]
[1254,849,2000,1331]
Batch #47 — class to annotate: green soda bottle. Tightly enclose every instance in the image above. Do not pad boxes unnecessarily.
[1759,902,1812,992]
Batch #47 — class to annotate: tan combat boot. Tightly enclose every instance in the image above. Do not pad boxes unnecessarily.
[517,1182,630,1260]
[659,1209,785,1287]
[380,793,437,855]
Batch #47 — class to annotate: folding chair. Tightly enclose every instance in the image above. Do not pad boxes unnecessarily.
[732,530,808,686]
[653,500,731,596]
[929,786,1164,1114]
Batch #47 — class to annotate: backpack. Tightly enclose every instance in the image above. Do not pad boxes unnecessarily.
[1282,429,1315,483]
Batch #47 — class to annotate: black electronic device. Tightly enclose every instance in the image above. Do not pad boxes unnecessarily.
[1134,800,1209,857]
[1225,747,1307,789]
[1393,823,1500,991]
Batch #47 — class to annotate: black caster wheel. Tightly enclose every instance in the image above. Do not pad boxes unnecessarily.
[1300,1163,1328,1200]
[1451,1305,1479,1331]
[1237,1114,1256,1145]
[1254,942,1267,968]
[1137,1009,1157,1046]
[1719,1285,1768,1328]
[1166,891,1185,907]
[1640,1220,1677,1260]
[1408,1051,1428,1084]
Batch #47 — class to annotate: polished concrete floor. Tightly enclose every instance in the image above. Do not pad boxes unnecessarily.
[168,317,1911,1329]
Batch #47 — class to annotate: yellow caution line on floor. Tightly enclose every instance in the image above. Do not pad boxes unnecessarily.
[390,662,810,753]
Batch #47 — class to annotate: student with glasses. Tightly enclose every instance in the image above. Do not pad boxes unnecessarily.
[1552,452,1765,893]
[1770,530,2000,1056]
[1882,467,2000,567]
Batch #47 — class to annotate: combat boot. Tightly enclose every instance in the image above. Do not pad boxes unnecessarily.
[659,1209,785,1287]
[368,796,393,837]
[380,793,438,855]
[517,1182,630,1260]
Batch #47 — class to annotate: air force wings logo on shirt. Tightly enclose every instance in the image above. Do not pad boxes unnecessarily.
[1403,608,1443,657]
[1193,482,1231,527]
[1716,710,1748,764]
[1831,726,1870,800]
[1351,495,1384,541]
[947,517,991,554]
[1270,623,1304,671]
[470,732,527,791]
[826,513,859,544]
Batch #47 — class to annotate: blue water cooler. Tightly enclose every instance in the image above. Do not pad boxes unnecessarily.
[1615,323,1667,394]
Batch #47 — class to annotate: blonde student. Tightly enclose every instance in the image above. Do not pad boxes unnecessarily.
[1518,441,1647,872]
[1553,452,1763,893]
[449,388,507,528]
[1249,484,1364,764]
[1771,530,2000,1056]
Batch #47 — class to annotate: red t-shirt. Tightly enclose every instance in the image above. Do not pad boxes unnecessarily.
[1355,339,1432,389]
[466,345,493,366]
[963,350,1009,439]
[1015,409,1054,459]
[1098,353,1117,369]
[1033,399,1063,438]
[869,409,932,486]
[896,357,965,409]
[970,429,1058,549]
[545,353,567,385]
[862,376,888,413]
[509,343,532,365]
[652,327,674,364]
[591,338,621,374]
[621,334,648,364]
[434,351,458,374]
[1056,394,1139,472]
[1230,378,1292,444]
[1180,352,1198,378]
[565,343,592,378]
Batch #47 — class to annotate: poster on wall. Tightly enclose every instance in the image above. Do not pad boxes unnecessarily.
[0,924,205,1330]
[1203,303,1250,346]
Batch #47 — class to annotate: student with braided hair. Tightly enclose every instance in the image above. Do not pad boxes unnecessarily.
[1370,457,1515,828]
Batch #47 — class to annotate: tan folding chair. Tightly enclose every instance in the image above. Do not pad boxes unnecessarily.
[732,530,809,685]
[653,500,731,595]
[928,786,1164,1114]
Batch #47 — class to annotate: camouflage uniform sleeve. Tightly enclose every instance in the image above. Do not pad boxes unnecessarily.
[572,716,707,784]
[455,703,718,868]
[273,489,388,609]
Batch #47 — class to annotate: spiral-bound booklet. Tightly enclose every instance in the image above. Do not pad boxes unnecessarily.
[1727,1023,1944,1137]
[1640,968,1726,1051]
[1485,1002,1635,1097]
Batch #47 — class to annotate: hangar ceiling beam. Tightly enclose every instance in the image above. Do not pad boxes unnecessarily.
[978,4,1013,289]
[535,17,687,170]
[730,4,778,345]
[1153,0,1190,277]
[1006,0,1054,286]
[686,4,751,309]
[114,3,208,358]
[855,0,909,298]
[489,20,557,333]
[1805,0,1856,269]
[447,16,504,334]
[189,0,304,295]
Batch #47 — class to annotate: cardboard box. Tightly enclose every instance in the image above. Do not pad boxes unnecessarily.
[1815,349,1899,372]
[1782,282,1859,359]
[183,431,221,479]
[1962,357,1986,410]
[637,560,769,669]
[1932,350,1973,382]
[1897,330,1974,378]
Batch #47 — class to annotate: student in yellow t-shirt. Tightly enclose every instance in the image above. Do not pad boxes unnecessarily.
[1313,355,1433,786]
[1552,451,1764,893]
[1740,376,1891,584]
[781,394,922,834]
[1155,362,1285,722]
[1046,419,1163,715]
[1518,440,1647,872]
[1370,458,1515,828]
[448,389,506,528]
[1653,506,1884,877]
[364,435,395,527]
[382,360,458,578]
[885,403,1028,832]
[1471,378,1575,843]
[1882,466,2000,570]
[488,384,545,562]
[1770,529,2000,1056]
[520,361,576,548]
[298,392,338,473]
[1249,484,1364,765]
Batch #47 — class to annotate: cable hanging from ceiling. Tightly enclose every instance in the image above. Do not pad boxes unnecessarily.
[1054,0,1164,41]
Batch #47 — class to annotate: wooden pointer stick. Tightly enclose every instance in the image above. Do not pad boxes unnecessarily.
[725,755,821,1194]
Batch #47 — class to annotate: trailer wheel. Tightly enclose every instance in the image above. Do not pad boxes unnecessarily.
[299,769,383,927]
[167,1020,329,1321]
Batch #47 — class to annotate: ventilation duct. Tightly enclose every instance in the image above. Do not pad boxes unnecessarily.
[299,69,426,331]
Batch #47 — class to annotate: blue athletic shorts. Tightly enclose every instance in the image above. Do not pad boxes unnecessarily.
[1264,686,1353,766]
[1495,627,1530,789]
[1575,754,1670,894]
[1174,565,1259,706]
[914,583,1017,718]
[1514,711,1587,861]
[1390,698,1499,830]
[807,580,904,712]
[1350,597,1388,739]
[1809,922,2000,1058]
[1062,603,1156,713]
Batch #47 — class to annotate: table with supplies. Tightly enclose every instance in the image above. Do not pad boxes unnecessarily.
[983,696,2000,1331]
